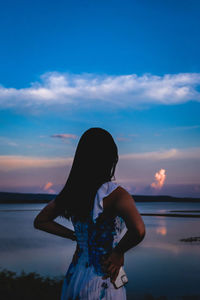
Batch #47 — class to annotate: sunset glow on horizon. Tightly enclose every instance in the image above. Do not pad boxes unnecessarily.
[0,0,200,197]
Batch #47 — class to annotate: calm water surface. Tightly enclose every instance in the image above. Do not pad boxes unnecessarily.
[0,202,200,300]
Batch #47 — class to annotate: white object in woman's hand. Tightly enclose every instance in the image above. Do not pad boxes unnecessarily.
[101,250,124,283]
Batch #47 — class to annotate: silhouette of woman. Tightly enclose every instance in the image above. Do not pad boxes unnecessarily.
[34,127,145,299]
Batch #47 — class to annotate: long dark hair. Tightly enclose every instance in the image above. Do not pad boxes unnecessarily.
[54,128,119,222]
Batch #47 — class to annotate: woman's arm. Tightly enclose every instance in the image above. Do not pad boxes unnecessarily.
[102,186,145,282]
[112,186,146,254]
[33,199,76,241]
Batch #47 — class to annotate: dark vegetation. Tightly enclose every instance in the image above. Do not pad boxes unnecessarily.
[0,268,200,300]
[179,236,200,242]
[0,268,63,300]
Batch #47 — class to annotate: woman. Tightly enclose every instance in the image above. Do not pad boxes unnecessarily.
[34,127,145,299]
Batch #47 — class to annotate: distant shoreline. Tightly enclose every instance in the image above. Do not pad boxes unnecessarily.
[0,208,200,218]
[0,191,200,203]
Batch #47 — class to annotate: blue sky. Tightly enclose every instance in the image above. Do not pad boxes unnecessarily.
[0,0,200,196]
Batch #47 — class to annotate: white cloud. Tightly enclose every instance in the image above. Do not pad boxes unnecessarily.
[0,72,200,110]
[116,136,131,142]
[0,147,199,172]
[51,134,77,139]
[0,147,200,194]
[151,168,166,190]
[169,125,200,130]
[119,147,200,160]
[0,155,73,171]
[0,137,18,147]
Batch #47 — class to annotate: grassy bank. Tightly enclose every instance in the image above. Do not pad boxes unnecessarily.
[1,268,200,300]
[0,268,63,300]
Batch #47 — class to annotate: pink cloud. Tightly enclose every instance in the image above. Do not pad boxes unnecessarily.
[151,168,166,190]
[43,181,56,194]
[44,182,53,191]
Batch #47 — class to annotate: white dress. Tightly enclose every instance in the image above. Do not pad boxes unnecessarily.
[60,181,127,300]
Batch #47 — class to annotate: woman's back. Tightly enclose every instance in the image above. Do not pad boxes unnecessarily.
[60,181,127,300]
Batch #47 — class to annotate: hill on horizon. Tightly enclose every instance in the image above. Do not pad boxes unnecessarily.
[0,191,200,203]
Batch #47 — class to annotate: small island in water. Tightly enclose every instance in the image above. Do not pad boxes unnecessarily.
[0,191,200,203]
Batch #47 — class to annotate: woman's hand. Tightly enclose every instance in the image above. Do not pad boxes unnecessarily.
[101,250,124,283]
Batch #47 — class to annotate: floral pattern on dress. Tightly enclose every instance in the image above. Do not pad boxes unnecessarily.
[87,211,116,276]
[71,211,124,277]
[65,243,84,285]
[100,282,109,299]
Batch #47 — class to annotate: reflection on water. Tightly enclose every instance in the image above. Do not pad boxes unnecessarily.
[0,202,200,299]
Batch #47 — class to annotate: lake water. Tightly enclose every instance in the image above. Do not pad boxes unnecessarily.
[0,202,200,300]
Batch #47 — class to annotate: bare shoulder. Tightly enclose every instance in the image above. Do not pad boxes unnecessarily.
[114,185,132,198]
[103,186,132,207]
[112,186,135,207]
